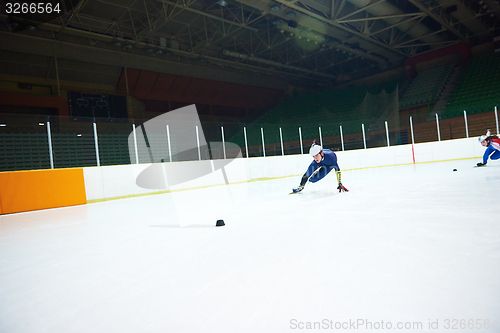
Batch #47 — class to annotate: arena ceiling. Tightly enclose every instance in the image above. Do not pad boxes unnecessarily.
[1,0,499,91]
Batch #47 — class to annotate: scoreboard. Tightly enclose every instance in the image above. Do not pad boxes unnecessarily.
[68,91,127,119]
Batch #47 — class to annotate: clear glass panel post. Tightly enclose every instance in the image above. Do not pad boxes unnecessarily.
[132,124,139,164]
[93,122,100,166]
[196,125,201,161]
[463,110,469,138]
[319,126,323,147]
[243,126,249,158]
[47,121,54,169]
[279,127,284,156]
[166,124,172,162]
[299,127,303,154]
[435,113,441,141]
[221,126,226,159]
[495,106,499,135]
[361,123,366,149]
[340,125,344,151]
[260,127,265,157]
[409,116,415,144]
[385,121,390,147]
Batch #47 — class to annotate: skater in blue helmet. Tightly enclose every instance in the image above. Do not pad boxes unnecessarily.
[292,141,348,193]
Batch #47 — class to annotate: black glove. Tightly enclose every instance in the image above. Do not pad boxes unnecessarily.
[337,183,349,192]
[477,162,487,167]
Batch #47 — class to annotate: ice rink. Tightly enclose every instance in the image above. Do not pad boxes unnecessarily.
[1,159,499,333]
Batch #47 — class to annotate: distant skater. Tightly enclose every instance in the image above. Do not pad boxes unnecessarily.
[477,129,500,167]
[292,141,349,193]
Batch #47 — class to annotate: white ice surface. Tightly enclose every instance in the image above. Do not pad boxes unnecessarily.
[1,160,499,333]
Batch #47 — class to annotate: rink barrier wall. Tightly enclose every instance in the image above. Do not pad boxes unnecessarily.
[0,168,87,215]
[83,137,485,203]
[0,138,485,213]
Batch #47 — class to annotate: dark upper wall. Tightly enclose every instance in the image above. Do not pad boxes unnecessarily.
[115,69,285,111]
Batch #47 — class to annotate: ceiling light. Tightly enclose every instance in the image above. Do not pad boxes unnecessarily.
[270,5,281,11]
[217,0,228,6]
[299,28,309,36]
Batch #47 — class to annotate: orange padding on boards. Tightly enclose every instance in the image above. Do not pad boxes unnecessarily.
[0,168,87,214]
